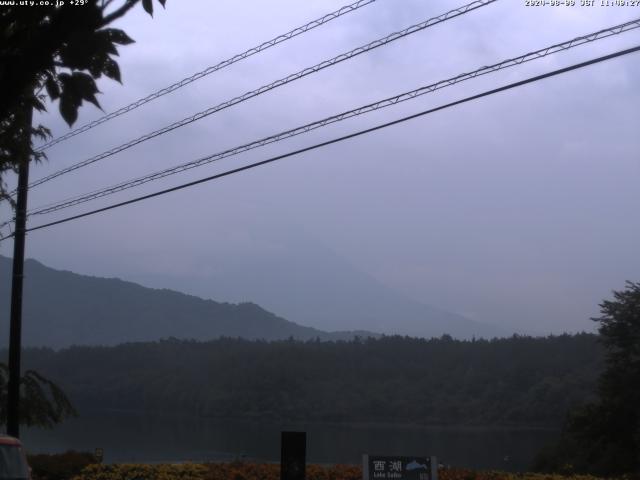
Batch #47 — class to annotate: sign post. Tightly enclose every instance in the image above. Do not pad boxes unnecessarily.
[281,431,306,480]
[362,455,437,480]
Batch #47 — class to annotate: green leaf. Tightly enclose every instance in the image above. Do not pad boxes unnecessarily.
[59,95,78,126]
[142,0,153,16]
[58,29,103,70]
[45,76,60,100]
[71,72,101,109]
[31,96,46,112]
[103,57,122,83]
[32,125,52,142]
[95,30,119,55]
[106,28,135,45]
[58,72,102,125]
[157,0,166,6]
[88,52,111,78]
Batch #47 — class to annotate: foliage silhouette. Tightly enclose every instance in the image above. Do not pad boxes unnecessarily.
[533,282,640,475]
[0,0,167,206]
[0,362,76,428]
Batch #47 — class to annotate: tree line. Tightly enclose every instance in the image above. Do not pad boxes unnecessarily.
[7,333,602,427]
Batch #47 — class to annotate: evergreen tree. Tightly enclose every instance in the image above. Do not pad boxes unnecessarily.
[534,282,640,475]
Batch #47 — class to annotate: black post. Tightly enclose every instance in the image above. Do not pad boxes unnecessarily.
[6,105,32,438]
[281,431,306,480]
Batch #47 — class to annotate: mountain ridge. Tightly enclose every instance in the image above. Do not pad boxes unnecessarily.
[0,255,378,348]
[126,237,506,339]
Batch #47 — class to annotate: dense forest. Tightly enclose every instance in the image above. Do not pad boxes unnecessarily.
[9,333,602,427]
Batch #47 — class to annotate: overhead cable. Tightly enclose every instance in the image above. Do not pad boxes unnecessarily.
[25,18,640,218]
[3,44,634,240]
[26,0,497,191]
[36,0,379,151]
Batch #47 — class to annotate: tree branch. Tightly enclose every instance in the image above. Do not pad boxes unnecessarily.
[100,0,139,27]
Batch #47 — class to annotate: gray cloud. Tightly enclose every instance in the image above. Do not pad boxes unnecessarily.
[2,0,638,335]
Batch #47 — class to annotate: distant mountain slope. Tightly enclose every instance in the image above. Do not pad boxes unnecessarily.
[0,256,373,348]
[127,226,505,339]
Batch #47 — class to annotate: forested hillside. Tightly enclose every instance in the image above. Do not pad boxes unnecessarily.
[0,256,372,346]
[14,334,602,427]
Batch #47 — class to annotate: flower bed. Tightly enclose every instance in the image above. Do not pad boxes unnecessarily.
[69,464,614,480]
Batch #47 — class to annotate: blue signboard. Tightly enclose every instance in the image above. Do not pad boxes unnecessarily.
[363,455,436,480]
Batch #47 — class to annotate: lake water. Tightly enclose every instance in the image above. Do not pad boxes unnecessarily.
[22,411,557,471]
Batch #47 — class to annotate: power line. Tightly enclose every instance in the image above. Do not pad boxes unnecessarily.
[25,0,497,191]
[35,0,378,152]
[24,18,640,218]
[5,44,635,240]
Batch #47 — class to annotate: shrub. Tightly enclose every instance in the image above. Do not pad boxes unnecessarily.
[71,463,208,480]
[28,451,98,480]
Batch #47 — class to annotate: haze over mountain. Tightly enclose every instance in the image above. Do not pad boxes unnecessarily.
[0,0,635,340]
[0,255,374,349]
[124,225,506,339]
[1,244,503,349]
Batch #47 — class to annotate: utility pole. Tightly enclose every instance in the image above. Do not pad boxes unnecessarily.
[6,104,33,438]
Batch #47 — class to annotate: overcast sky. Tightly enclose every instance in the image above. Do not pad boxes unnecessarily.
[2,0,639,335]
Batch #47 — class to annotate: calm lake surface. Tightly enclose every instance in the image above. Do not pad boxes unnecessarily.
[23,411,557,471]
